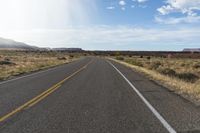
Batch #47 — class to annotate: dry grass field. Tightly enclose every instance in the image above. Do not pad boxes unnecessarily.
[113,56,200,103]
[0,51,80,80]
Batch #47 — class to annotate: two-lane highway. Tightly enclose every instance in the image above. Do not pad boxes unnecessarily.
[0,57,200,133]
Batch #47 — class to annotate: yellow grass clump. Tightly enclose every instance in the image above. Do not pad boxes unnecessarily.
[0,51,80,80]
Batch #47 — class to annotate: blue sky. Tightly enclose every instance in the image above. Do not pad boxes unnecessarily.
[0,0,200,50]
[98,0,158,26]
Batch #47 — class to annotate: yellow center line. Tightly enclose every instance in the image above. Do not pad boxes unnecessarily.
[0,60,93,123]
[27,84,62,108]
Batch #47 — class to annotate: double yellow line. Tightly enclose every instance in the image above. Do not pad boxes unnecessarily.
[0,60,93,123]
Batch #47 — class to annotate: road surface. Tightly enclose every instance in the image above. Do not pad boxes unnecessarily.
[0,57,200,133]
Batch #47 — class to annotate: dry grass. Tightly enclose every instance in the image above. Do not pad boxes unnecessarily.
[111,56,200,104]
[0,51,80,80]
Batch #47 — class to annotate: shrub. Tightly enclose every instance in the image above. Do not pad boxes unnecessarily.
[116,56,124,61]
[140,55,143,58]
[149,61,162,70]
[115,52,121,56]
[158,67,199,83]
[177,73,199,83]
[193,63,200,69]
[158,68,176,77]
[147,56,151,60]
[127,59,143,67]
[57,57,66,60]
[69,55,74,58]
[4,58,10,61]
[0,60,16,65]
[180,63,186,67]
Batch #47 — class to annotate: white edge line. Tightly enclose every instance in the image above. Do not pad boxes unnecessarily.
[107,60,176,133]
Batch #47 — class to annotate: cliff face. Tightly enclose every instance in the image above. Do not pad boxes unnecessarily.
[183,48,200,52]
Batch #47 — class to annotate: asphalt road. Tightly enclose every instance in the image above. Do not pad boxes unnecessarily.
[0,57,200,133]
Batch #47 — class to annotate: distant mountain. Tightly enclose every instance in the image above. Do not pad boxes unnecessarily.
[183,48,200,52]
[52,48,83,52]
[0,37,84,51]
[0,37,38,50]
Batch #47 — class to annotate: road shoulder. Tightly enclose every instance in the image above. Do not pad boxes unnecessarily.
[108,57,200,106]
[108,58,200,132]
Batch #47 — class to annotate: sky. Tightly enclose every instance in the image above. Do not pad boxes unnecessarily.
[0,0,200,51]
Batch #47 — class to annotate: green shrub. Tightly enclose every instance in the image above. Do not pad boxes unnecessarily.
[4,58,10,61]
[57,57,66,60]
[126,59,143,67]
[193,63,200,69]
[69,55,74,58]
[115,52,121,56]
[0,60,16,65]
[176,73,199,83]
[158,68,176,77]
[158,68,199,83]
[147,56,151,60]
[149,61,162,70]
[180,63,186,67]
[116,56,124,61]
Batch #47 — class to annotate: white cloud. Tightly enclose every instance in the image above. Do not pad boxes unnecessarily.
[107,6,115,10]
[155,15,200,24]
[158,0,200,16]
[119,0,126,6]
[157,5,174,15]
[119,1,126,11]
[157,0,200,24]
[121,7,126,11]
[111,0,147,11]
[1,26,199,50]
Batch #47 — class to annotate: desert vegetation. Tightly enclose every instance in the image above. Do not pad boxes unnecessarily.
[113,55,200,103]
[0,50,80,80]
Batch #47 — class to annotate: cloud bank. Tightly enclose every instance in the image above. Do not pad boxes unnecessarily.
[156,0,200,24]
[1,26,199,50]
